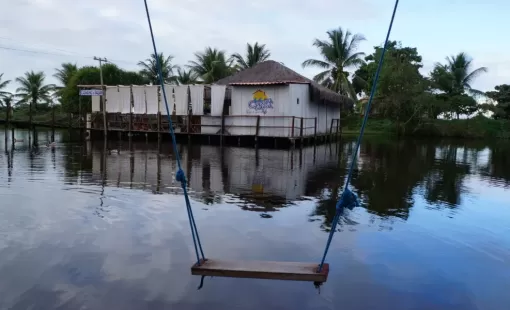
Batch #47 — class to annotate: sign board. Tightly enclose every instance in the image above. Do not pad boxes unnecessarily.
[247,89,274,114]
[79,89,103,96]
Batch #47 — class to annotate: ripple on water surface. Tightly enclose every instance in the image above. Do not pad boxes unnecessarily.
[0,130,509,310]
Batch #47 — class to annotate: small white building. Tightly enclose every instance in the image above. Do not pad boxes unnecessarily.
[214,60,353,138]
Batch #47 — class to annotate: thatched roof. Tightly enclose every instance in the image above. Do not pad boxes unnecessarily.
[215,60,354,108]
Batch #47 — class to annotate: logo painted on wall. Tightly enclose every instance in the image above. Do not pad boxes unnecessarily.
[248,90,274,114]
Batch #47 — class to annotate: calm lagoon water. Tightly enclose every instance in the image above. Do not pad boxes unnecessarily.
[0,129,509,310]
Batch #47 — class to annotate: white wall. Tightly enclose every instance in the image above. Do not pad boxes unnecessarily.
[203,84,341,137]
[289,84,341,136]
[229,85,291,137]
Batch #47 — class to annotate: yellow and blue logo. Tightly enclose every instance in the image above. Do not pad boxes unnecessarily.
[248,90,274,114]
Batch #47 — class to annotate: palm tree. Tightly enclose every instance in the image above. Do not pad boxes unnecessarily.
[15,71,54,125]
[188,47,233,84]
[302,27,366,99]
[54,63,78,87]
[231,42,271,70]
[1,94,16,124]
[138,53,179,84]
[53,63,78,100]
[431,52,488,96]
[0,73,11,100]
[175,69,199,85]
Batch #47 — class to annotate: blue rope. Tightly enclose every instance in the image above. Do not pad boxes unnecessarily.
[318,0,400,272]
[143,0,205,264]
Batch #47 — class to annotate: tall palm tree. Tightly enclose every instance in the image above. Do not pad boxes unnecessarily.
[431,52,488,96]
[302,27,366,99]
[53,63,78,99]
[188,47,233,84]
[54,63,78,87]
[231,42,271,70]
[15,71,54,125]
[138,53,179,84]
[175,69,199,85]
[0,73,11,100]
[1,94,16,123]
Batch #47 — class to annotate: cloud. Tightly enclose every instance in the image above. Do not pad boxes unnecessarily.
[0,0,506,94]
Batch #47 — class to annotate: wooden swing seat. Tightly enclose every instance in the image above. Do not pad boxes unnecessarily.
[191,259,329,282]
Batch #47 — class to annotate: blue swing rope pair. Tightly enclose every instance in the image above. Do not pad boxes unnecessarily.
[142,0,400,271]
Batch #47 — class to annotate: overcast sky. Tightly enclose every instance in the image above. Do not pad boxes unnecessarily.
[0,0,508,94]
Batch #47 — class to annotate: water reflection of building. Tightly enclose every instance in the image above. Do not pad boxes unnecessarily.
[88,143,341,209]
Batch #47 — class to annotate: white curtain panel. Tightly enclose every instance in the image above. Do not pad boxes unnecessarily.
[132,86,146,114]
[174,85,189,115]
[145,85,159,114]
[189,85,205,115]
[91,95,100,112]
[162,84,175,113]
[118,87,132,113]
[105,86,120,113]
[210,85,226,116]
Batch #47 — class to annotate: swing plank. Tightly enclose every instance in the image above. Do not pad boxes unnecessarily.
[191,259,329,282]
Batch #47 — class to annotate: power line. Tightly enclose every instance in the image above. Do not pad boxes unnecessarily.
[0,36,87,57]
[0,42,135,66]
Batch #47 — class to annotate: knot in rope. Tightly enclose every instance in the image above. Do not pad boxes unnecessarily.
[176,169,186,184]
[336,188,359,211]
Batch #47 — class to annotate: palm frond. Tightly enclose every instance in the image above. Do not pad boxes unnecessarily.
[312,70,332,84]
[302,59,330,69]
[464,67,488,85]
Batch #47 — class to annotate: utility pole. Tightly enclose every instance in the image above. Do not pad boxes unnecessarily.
[94,56,108,138]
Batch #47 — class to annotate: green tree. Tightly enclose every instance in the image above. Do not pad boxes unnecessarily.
[486,84,510,119]
[175,69,199,85]
[231,42,271,70]
[62,64,146,112]
[188,47,234,83]
[355,41,430,125]
[354,41,423,95]
[138,53,178,84]
[430,52,487,96]
[15,71,54,124]
[302,27,366,99]
[430,53,487,118]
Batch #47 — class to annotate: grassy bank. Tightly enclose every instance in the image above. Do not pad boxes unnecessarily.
[342,115,510,139]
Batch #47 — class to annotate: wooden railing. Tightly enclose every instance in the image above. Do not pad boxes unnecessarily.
[89,113,341,139]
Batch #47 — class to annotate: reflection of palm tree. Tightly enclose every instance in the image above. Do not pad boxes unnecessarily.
[480,144,510,186]
[424,145,470,206]
[310,186,358,231]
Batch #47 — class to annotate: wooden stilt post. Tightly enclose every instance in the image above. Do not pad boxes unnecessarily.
[78,95,82,129]
[255,115,260,147]
[29,100,33,130]
[220,114,225,146]
[313,117,317,144]
[299,117,304,147]
[5,103,10,129]
[291,116,295,138]
[129,86,133,144]
[157,112,161,144]
[51,104,55,142]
